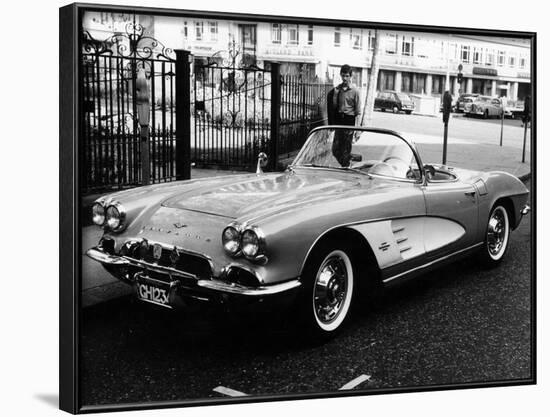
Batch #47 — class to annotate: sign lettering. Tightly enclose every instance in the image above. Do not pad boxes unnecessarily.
[138,284,169,304]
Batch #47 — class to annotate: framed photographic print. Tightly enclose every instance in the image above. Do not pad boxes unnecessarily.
[59,2,536,414]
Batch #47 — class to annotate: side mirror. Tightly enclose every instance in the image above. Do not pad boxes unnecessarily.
[256,152,268,175]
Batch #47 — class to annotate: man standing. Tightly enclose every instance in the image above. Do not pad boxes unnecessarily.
[327,64,362,126]
[327,65,362,166]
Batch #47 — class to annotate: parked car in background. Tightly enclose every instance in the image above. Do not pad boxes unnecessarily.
[86,126,530,339]
[374,91,415,114]
[503,100,525,119]
[464,96,503,119]
[455,93,479,113]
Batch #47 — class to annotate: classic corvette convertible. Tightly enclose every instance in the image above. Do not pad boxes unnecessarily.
[87,126,530,338]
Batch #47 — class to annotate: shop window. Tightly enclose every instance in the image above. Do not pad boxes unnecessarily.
[461,45,470,63]
[401,72,413,93]
[271,24,281,44]
[402,36,414,56]
[195,21,204,41]
[287,24,299,45]
[334,27,341,47]
[432,75,444,94]
[350,29,362,50]
[414,74,426,94]
[385,33,398,55]
[307,25,313,45]
[497,51,505,67]
[377,70,395,91]
[209,22,218,42]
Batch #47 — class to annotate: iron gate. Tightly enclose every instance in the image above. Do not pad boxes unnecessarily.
[192,42,272,170]
[81,21,179,192]
[192,45,332,170]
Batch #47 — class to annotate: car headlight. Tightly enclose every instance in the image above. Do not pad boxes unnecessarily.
[222,226,241,256]
[92,202,105,226]
[241,227,265,259]
[105,202,126,232]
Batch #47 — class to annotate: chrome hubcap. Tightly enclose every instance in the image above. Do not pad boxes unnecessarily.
[314,255,348,324]
[487,208,507,256]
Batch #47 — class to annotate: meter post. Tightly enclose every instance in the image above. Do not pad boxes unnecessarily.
[136,68,151,185]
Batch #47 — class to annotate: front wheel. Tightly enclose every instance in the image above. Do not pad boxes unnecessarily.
[480,205,510,266]
[298,243,356,339]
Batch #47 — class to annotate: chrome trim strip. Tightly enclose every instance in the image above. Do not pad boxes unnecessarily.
[383,242,484,284]
[221,263,264,283]
[299,214,428,277]
[87,247,297,296]
[86,248,131,265]
[197,278,301,296]
[86,247,200,280]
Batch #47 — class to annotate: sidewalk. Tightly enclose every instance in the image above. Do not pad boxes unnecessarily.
[81,130,531,307]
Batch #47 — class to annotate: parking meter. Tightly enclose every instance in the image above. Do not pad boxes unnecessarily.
[136,68,150,127]
[442,91,452,124]
[442,91,452,165]
[136,68,150,184]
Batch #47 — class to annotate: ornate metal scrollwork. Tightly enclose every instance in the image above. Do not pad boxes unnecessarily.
[204,40,262,71]
[82,21,175,61]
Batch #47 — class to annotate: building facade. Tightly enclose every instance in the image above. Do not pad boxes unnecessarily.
[83,12,532,101]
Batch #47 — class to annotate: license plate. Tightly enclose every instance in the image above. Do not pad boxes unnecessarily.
[135,274,176,308]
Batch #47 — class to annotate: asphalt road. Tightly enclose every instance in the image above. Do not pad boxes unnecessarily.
[80,180,533,407]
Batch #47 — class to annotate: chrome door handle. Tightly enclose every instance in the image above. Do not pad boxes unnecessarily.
[464,191,476,197]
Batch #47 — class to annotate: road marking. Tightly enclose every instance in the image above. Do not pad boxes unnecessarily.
[339,374,371,390]
[213,386,249,397]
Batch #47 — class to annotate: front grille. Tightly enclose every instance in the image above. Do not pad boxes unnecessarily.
[121,241,212,279]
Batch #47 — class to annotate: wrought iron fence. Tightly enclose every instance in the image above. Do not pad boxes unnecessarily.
[279,74,333,162]
[81,22,178,193]
[81,26,335,192]
[192,43,272,170]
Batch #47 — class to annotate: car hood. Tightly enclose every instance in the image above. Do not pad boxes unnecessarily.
[161,170,367,220]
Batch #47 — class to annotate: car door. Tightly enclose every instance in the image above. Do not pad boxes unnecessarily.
[421,174,479,259]
[374,92,383,109]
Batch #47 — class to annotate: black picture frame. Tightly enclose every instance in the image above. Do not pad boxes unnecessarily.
[60,2,536,414]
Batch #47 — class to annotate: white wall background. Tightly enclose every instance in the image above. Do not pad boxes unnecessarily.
[0,0,546,416]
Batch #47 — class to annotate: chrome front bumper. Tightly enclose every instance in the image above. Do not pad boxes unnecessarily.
[86,247,301,298]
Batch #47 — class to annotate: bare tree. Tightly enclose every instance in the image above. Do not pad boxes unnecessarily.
[360,30,381,126]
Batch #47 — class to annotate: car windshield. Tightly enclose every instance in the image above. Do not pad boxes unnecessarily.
[396,93,410,101]
[293,128,420,180]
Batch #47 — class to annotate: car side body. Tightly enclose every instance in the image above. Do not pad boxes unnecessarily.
[374,91,415,114]
[464,95,503,118]
[87,126,529,338]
